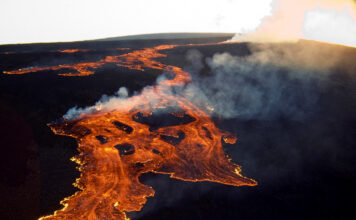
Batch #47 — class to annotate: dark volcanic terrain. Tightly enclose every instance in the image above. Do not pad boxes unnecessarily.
[0,35,355,220]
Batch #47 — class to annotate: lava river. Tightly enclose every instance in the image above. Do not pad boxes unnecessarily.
[14,44,258,219]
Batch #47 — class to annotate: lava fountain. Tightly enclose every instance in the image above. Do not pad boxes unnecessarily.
[30,44,257,220]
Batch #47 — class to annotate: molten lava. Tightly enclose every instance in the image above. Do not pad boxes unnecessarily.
[31,43,257,220]
[2,47,133,76]
[57,49,90,53]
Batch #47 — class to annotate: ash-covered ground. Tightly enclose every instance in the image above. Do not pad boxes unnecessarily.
[0,35,355,220]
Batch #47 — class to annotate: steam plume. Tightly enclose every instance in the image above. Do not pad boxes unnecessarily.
[64,87,130,119]
[230,0,356,47]
[184,39,356,120]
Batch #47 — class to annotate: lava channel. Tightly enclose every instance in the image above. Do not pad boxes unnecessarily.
[38,43,257,220]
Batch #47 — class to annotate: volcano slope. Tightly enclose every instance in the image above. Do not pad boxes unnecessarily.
[0,36,355,220]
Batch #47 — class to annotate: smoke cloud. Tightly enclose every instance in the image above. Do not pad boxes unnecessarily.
[63,87,130,120]
[230,0,356,47]
[185,51,315,120]
[183,39,356,120]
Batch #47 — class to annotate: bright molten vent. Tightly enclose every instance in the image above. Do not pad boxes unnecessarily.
[38,44,257,220]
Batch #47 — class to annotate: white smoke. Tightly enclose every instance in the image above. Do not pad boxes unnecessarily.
[183,39,354,120]
[229,0,356,47]
[63,87,130,120]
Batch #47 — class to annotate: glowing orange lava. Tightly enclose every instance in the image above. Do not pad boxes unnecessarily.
[32,43,257,220]
[2,43,229,77]
[2,47,134,76]
[57,49,90,53]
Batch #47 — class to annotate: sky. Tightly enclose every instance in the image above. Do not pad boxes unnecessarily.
[1,0,355,46]
[0,0,273,44]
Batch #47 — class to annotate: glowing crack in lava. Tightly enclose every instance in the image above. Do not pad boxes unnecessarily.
[36,44,257,220]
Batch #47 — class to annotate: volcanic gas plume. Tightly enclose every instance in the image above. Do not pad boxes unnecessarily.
[26,44,257,220]
[231,0,356,47]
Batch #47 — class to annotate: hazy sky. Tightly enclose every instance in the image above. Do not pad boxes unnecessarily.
[0,0,272,44]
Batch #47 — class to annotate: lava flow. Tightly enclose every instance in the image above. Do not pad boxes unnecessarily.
[39,43,257,220]
[57,49,90,53]
[2,47,132,76]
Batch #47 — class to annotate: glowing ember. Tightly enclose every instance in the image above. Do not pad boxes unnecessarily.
[36,43,256,220]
